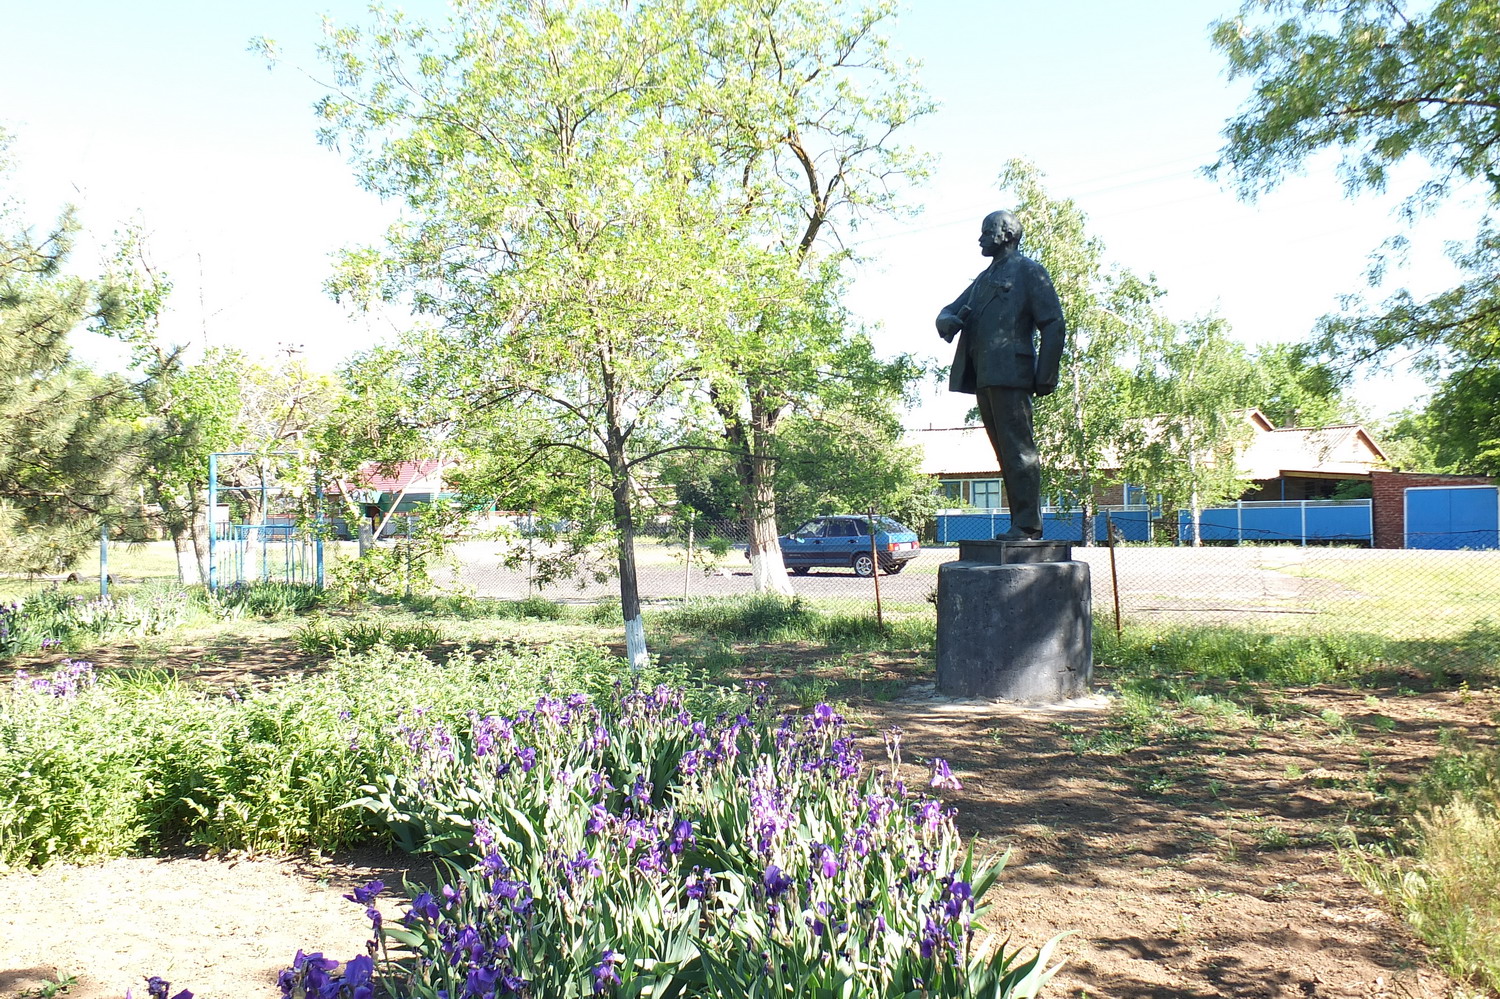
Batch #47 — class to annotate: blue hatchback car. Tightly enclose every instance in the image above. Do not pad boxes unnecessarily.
[763,515,921,577]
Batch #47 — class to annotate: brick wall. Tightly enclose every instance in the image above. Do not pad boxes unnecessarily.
[1370,470,1496,548]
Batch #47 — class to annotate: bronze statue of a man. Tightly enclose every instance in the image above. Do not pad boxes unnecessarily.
[936,210,1066,541]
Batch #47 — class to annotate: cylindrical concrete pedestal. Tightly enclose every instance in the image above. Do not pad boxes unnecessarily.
[935,546,1092,702]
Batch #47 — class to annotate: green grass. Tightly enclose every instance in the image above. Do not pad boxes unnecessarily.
[1279,552,1500,646]
[1095,617,1499,694]
[295,618,445,655]
[652,595,934,651]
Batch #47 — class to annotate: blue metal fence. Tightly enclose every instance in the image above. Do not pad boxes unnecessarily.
[935,506,1154,543]
[207,451,325,591]
[1405,486,1500,550]
[1177,499,1372,545]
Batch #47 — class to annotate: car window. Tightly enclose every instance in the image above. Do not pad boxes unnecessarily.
[875,516,912,534]
[793,520,825,538]
[839,520,866,537]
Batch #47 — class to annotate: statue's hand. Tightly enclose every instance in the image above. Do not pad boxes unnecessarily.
[1034,381,1057,397]
[936,314,963,340]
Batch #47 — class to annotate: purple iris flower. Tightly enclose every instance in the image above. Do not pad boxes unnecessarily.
[482,850,508,878]
[930,757,963,791]
[569,850,603,879]
[466,965,500,997]
[686,868,714,900]
[762,863,793,898]
[592,950,623,995]
[343,955,375,989]
[943,878,974,919]
[667,818,694,855]
[343,879,385,905]
[811,842,839,878]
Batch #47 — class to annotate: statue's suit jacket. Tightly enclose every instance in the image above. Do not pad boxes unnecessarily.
[938,253,1066,395]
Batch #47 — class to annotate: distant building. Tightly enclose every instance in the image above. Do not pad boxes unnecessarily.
[327,459,457,537]
[908,409,1389,511]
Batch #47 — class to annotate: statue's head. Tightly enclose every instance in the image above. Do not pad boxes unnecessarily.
[979,210,1022,257]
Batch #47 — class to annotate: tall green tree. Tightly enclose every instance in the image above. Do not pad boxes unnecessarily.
[995,159,1158,545]
[99,228,249,584]
[1124,316,1261,545]
[298,0,745,669]
[1249,342,1358,429]
[1212,0,1500,387]
[688,0,931,595]
[663,380,938,537]
[1378,367,1500,474]
[0,132,143,575]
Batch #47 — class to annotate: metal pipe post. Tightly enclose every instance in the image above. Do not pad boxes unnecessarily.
[208,452,218,592]
[314,471,325,589]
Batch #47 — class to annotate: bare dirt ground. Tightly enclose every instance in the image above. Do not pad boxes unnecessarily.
[863,684,1497,999]
[3,650,1494,999]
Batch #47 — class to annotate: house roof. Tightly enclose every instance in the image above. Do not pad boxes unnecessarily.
[1237,423,1388,479]
[331,459,451,498]
[907,412,1390,481]
[910,427,1002,477]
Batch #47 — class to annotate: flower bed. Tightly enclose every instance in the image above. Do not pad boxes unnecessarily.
[282,685,1062,998]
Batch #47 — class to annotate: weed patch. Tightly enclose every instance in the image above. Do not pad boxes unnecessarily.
[1348,728,1500,991]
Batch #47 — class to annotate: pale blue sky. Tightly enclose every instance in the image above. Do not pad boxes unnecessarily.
[2,0,1468,424]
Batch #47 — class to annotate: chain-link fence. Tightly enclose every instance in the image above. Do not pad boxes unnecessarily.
[437,518,1500,669]
[5,519,1495,675]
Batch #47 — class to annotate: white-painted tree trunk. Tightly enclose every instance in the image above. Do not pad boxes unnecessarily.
[174,535,198,584]
[624,614,649,673]
[749,545,796,596]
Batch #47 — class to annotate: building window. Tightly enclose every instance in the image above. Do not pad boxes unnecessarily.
[970,479,1003,509]
[938,480,964,503]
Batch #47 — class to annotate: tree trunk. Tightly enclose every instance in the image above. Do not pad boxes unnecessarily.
[170,523,195,584]
[607,440,648,673]
[733,401,794,597]
[188,483,211,586]
[1188,452,1203,548]
[745,441,794,597]
[602,358,648,671]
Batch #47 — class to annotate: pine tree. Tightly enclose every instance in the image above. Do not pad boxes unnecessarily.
[0,132,141,575]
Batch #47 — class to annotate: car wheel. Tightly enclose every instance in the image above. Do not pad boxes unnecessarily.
[884,562,905,575]
[852,552,876,577]
[791,566,810,575]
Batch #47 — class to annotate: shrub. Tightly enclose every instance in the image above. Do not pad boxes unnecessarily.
[0,643,701,867]
[295,619,444,656]
[212,582,327,619]
[0,584,203,659]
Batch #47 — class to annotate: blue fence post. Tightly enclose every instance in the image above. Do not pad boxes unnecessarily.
[315,471,325,589]
[99,521,108,599]
[208,452,218,593]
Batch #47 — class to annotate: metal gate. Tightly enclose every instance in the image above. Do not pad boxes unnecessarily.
[207,451,325,590]
[1405,485,1500,550]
